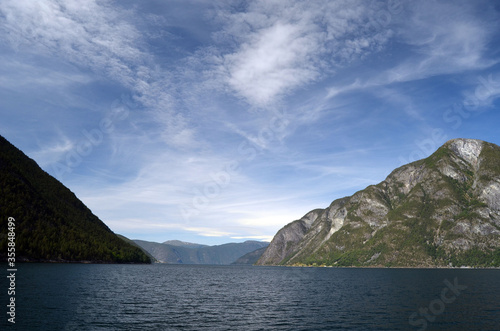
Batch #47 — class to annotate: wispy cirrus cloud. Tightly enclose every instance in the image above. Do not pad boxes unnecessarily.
[30,133,75,168]
[369,1,497,87]
[0,0,193,149]
[320,1,497,97]
[0,0,146,84]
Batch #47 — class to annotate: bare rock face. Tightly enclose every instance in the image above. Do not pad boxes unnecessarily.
[257,139,500,267]
[480,181,500,211]
[257,209,322,265]
[447,138,483,166]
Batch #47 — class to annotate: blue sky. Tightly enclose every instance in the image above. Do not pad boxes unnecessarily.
[1,0,500,245]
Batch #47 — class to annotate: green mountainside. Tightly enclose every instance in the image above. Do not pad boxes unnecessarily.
[134,239,268,264]
[0,135,151,263]
[257,139,500,268]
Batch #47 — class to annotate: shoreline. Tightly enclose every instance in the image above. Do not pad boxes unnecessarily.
[255,264,500,270]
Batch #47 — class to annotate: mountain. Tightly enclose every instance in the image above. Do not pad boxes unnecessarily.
[0,135,151,263]
[162,240,207,249]
[257,139,500,268]
[231,247,268,265]
[134,239,269,264]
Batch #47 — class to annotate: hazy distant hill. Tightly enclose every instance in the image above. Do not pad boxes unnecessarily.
[134,239,268,264]
[0,135,151,263]
[258,139,500,268]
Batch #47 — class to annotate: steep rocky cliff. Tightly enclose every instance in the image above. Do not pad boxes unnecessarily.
[231,247,268,265]
[257,139,500,267]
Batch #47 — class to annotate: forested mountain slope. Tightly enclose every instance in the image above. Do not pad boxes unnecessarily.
[0,135,150,263]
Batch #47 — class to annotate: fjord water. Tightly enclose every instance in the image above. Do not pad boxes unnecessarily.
[3,264,499,330]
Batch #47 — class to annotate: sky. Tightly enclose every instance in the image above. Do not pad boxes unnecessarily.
[1,0,500,245]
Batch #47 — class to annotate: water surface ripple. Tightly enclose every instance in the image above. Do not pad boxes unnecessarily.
[3,264,499,330]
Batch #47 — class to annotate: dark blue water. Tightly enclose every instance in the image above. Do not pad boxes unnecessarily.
[1,264,499,330]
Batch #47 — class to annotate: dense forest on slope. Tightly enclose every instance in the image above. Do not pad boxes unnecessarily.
[0,135,150,263]
[117,234,156,262]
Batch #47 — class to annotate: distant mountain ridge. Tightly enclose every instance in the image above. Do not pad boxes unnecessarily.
[0,135,150,263]
[134,239,268,265]
[257,139,500,268]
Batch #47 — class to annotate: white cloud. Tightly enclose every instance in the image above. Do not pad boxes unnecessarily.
[231,235,273,242]
[224,22,320,107]
[184,227,235,238]
[325,79,363,99]
[212,0,394,108]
